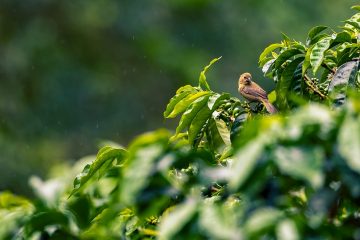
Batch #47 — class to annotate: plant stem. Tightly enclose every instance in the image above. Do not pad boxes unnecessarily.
[304,74,327,99]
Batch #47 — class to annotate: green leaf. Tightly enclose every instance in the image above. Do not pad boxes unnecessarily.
[276,219,299,240]
[188,106,211,145]
[274,146,324,189]
[158,198,198,240]
[244,208,283,236]
[338,113,360,174]
[268,90,276,102]
[0,192,33,239]
[230,112,249,143]
[274,49,303,69]
[259,43,283,66]
[207,118,231,152]
[259,57,273,69]
[214,118,231,147]
[310,36,332,74]
[67,195,92,229]
[328,60,358,107]
[24,211,69,236]
[302,46,312,75]
[176,85,196,95]
[175,95,210,135]
[332,31,352,45]
[167,91,211,118]
[292,60,304,95]
[199,57,222,91]
[188,93,229,145]
[352,5,360,11]
[229,134,268,190]
[207,93,230,110]
[164,90,195,118]
[276,57,304,110]
[119,130,169,205]
[0,192,33,210]
[70,146,128,196]
[199,202,242,239]
[261,59,275,75]
[345,19,360,30]
[306,25,328,45]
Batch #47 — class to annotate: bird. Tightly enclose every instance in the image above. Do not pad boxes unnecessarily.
[238,72,277,114]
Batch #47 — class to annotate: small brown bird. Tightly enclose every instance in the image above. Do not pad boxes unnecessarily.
[238,72,277,114]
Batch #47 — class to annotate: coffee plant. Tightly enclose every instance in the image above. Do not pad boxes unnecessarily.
[0,6,359,240]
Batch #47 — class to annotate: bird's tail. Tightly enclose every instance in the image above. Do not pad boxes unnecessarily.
[261,99,278,114]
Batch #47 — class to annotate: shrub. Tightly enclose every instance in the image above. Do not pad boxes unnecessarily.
[0,6,359,240]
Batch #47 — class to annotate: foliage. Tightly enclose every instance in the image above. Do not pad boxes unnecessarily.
[259,7,359,110]
[0,0,357,196]
[0,6,360,240]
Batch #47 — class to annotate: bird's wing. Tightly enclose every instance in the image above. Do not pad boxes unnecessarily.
[242,85,268,100]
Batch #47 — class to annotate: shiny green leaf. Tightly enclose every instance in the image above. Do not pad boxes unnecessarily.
[164,90,195,118]
[199,57,222,91]
[167,91,211,118]
[259,43,283,66]
[274,49,303,68]
[328,60,358,107]
[276,57,304,110]
[306,25,328,45]
[310,36,332,74]
[70,146,128,196]
[175,95,210,135]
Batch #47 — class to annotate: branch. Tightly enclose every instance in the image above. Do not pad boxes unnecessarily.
[304,74,327,99]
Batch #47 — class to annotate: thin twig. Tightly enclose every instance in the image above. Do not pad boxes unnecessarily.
[304,74,327,99]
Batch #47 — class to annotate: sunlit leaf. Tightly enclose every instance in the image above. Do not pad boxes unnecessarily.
[175,95,210,135]
[274,146,324,189]
[243,208,283,236]
[306,25,328,45]
[310,36,332,74]
[229,134,268,190]
[199,202,242,239]
[199,57,222,91]
[276,219,299,240]
[262,59,275,75]
[70,146,128,196]
[338,112,360,174]
[158,198,198,240]
[351,5,360,11]
[167,91,211,118]
[164,87,196,118]
[119,130,169,205]
[259,43,283,66]
[188,93,230,145]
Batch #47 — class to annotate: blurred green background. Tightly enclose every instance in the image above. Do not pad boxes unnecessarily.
[0,0,357,195]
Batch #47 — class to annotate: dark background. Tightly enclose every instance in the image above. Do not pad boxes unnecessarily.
[0,0,357,195]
